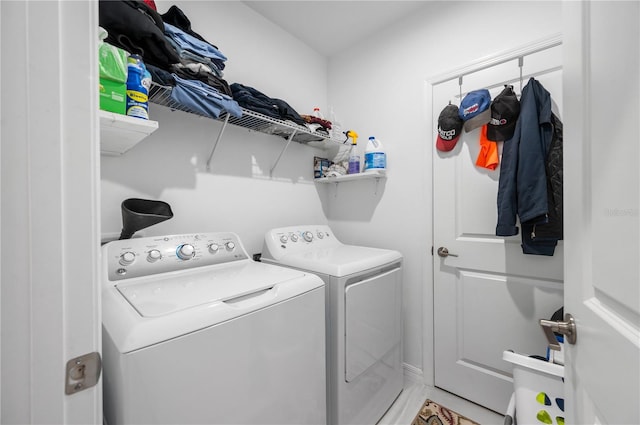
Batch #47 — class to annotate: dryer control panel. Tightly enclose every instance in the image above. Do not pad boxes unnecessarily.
[263,225,341,260]
[104,232,249,281]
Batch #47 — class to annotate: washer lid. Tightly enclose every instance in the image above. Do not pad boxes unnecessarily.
[116,261,308,317]
[103,261,324,353]
[270,245,402,277]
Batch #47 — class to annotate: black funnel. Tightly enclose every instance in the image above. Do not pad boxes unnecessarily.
[119,198,173,240]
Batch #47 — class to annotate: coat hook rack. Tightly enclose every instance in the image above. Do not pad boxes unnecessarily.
[518,56,524,93]
[430,34,561,91]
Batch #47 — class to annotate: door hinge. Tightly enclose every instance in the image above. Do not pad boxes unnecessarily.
[65,352,102,395]
[431,246,434,256]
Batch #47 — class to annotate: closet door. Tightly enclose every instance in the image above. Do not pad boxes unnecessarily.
[431,42,564,413]
[563,2,640,424]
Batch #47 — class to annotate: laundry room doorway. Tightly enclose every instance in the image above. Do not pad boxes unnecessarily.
[429,37,564,413]
[1,1,102,423]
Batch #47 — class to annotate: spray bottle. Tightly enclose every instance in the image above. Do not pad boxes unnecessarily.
[347,130,360,174]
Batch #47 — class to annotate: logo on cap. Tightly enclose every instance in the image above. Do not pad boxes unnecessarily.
[463,104,479,116]
[438,127,457,141]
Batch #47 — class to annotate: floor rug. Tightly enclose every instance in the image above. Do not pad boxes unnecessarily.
[411,399,480,425]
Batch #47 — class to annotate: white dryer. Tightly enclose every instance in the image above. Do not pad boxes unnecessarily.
[102,232,326,425]
[262,225,403,425]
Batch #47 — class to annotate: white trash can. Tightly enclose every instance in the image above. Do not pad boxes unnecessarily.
[503,350,565,425]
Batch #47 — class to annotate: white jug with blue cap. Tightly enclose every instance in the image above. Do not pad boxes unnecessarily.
[364,136,387,172]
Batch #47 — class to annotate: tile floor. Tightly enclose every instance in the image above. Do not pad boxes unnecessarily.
[378,380,505,425]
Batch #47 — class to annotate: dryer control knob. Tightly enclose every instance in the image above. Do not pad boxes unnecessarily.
[119,251,136,266]
[279,235,288,243]
[176,244,195,260]
[303,231,313,242]
[317,232,324,239]
[208,243,220,254]
[290,234,299,242]
[225,241,236,251]
[147,249,162,262]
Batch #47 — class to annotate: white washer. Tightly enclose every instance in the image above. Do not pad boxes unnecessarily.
[262,225,403,425]
[102,232,326,425]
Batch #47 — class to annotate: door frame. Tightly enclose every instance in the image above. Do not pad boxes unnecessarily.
[0,1,101,422]
[422,34,562,388]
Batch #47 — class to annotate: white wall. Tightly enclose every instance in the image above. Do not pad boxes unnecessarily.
[326,1,562,379]
[101,0,563,383]
[101,1,331,255]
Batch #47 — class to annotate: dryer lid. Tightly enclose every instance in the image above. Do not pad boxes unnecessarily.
[115,261,308,317]
[270,245,402,277]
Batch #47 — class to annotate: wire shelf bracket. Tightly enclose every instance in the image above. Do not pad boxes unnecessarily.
[270,130,297,177]
[206,114,230,172]
[148,82,343,175]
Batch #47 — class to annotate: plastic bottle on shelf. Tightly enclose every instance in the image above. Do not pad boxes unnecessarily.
[126,54,149,120]
[141,67,152,96]
[313,107,324,119]
[347,130,360,174]
[364,136,387,173]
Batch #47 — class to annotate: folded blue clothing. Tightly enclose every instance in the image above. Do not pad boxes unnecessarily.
[171,74,242,119]
[164,23,227,62]
[166,37,224,76]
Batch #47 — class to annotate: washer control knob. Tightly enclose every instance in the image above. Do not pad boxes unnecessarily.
[317,231,324,239]
[303,231,313,242]
[280,235,289,243]
[119,251,136,266]
[176,244,195,260]
[225,241,236,251]
[208,243,220,254]
[290,234,299,242]
[147,249,162,262]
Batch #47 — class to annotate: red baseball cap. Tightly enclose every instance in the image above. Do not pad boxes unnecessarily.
[436,104,463,152]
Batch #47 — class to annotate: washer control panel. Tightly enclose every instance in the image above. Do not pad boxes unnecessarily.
[263,225,341,259]
[105,232,249,281]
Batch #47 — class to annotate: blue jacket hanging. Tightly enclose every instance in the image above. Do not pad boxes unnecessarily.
[495,77,563,256]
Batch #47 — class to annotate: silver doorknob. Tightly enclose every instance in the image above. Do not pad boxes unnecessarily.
[437,247,458,258]
[540,313,577,350]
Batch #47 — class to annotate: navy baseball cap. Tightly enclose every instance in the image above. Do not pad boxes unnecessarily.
[459,89,492,132]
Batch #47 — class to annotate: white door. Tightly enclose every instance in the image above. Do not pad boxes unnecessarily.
[1,1,102,423]
[431,42,565,413]
[562,2,640,424]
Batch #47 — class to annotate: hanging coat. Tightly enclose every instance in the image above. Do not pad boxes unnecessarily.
[495,78,563,256]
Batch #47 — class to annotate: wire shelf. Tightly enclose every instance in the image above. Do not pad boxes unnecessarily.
[148,83,336,145]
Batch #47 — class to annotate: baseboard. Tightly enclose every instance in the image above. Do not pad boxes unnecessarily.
[403,363,423,386]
